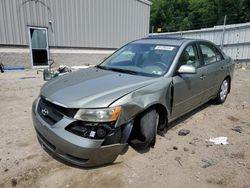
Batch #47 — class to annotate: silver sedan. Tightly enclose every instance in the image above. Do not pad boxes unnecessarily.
[32,37,235,167]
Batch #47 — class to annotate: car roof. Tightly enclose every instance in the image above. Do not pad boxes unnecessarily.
[132,36,197,47]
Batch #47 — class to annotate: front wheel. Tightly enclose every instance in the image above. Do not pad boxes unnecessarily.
[129,109,159,151]
[215,78,229,104]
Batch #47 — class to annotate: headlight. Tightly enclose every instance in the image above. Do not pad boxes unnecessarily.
[74,107,121,122]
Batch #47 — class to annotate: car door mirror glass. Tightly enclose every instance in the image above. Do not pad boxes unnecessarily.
[216,54,222,61]
[178,65,196,74]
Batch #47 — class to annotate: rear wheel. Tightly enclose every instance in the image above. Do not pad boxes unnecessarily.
[215,78,229,104]
[130,109,159,151]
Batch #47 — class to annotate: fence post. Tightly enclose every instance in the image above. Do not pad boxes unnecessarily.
[151,26,154,34]
[220,15,227,49]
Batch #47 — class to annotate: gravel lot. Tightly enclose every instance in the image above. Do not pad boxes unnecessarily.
[0,68,250,188]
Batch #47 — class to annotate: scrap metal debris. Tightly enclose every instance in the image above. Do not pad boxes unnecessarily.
[202,159,216,168]
[178,129,190,136]
[232,126,242,133]
[175,156,183,167]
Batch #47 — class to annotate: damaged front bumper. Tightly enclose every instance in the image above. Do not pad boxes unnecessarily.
[32,99,131,167]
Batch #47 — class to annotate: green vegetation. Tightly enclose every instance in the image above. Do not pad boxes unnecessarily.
[150,0,250,32]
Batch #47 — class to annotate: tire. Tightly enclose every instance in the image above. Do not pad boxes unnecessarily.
[130,109,159,151]
[215,78,230,104]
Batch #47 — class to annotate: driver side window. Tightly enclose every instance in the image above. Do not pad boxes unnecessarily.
[179,45,200,68]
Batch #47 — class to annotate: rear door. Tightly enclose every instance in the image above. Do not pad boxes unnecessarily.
[171,43,205,118]
[198,42,227,101]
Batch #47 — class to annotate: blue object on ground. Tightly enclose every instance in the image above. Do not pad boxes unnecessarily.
[3,67,25,70]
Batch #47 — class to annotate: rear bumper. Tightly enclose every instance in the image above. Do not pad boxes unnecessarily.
[32,99,127,167]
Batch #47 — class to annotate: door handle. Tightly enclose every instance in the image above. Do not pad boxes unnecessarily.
[200,75,206,80]
[220,67,224,71]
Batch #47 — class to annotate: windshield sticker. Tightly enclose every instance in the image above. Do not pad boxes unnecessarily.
[155,46,175,51]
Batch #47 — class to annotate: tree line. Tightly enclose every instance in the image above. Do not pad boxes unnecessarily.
[150,0,250,32]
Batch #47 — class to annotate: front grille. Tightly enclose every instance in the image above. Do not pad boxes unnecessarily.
[37,98,64,125]
[37,97,78,125]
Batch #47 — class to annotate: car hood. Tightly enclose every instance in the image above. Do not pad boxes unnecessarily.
[40,67,158,108]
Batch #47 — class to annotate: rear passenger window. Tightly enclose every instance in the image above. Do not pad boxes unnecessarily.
[213,47,224,61]
[200,44,223,65]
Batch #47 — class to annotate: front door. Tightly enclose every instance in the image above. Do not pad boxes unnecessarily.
[171,44,205,119]
[29,27,49,67]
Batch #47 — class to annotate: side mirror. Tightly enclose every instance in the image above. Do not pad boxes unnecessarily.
[178,65,196,74]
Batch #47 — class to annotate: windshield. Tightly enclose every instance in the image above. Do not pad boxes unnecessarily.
[98,43,178,77]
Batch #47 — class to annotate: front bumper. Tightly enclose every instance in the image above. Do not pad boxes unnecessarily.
[32,99,128,167]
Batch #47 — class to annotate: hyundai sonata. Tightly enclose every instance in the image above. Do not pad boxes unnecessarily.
[32,37,235,167]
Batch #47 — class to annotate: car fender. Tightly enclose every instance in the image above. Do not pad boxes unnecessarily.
[109,77,173,127]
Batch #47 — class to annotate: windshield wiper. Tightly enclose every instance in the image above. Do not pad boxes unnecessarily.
[96,65,108,70]
[96,65,139,75]
[107,68,139,75]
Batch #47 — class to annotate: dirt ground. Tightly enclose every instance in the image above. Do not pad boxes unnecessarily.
[0,67,250,188]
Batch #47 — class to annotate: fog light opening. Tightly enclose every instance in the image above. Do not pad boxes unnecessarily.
[65,121,114,139]
[96,127,107,138]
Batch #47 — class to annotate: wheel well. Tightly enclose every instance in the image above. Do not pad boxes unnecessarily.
[225,76,231,93]
[128,104,168,148]
[152,104,168,130]
[134,104,168,131]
